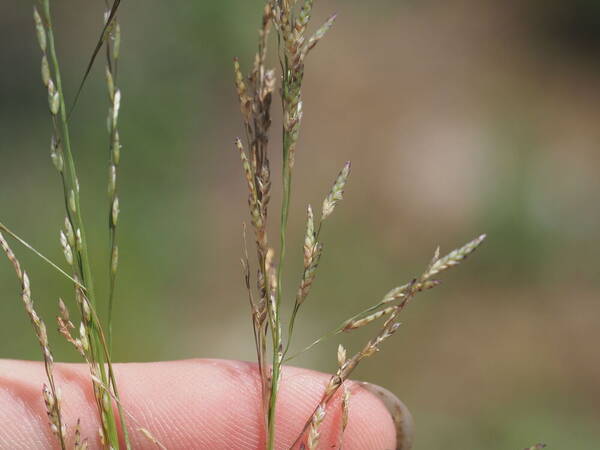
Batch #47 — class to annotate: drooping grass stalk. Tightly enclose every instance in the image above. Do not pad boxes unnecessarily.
[33,1,129,447]
[0,233,67,449]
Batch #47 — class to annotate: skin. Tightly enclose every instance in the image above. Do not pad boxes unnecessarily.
[0,359,405,450]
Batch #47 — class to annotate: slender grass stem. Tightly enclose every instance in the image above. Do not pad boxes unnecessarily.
[264,36,293,449]
[0,222,84,288]
[266,134,292,450]
[103,4,122,353]
[283,221,323,358]
[90,301,132,449]
[39,1,125,445]
[267,320,282,450]
[0,233,67,449]
[277,132,293,309]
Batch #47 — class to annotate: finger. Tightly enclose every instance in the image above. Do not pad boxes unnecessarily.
[0,359,410,449]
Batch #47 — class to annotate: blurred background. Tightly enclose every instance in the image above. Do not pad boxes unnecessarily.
[1,1,599,448]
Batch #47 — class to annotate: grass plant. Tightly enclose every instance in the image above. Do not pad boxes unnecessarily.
[233,1,485,448]
[0,1,131,448]
[0,1,538,449]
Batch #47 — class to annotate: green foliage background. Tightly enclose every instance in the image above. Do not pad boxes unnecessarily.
[1,1,599,448]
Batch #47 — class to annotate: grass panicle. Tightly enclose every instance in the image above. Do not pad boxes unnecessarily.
[268,4,338,443]
[290,235,486,447]
[103,0,123,352]
[14,3,146,446]
[235,1,342,447]
[235,4,486,448]
[233,6,276,435]
[29,1,130,447]
[287,235,485,363]
[285,161,351,355]
[0,232,67,449]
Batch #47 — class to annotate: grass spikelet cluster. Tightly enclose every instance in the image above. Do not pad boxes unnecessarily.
[30,1,129,445]
[234,1,486,448]
[0,232,67,448]
[305,404,325,450]
[0,1,161,448]
[103,3,123,349]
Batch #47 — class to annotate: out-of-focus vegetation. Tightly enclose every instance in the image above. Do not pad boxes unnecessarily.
[1,1,599,448]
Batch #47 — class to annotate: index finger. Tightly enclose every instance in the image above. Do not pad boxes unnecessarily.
[0,359,412,449]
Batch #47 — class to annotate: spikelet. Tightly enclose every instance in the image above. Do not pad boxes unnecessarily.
[306,404,326,450]
[302,14,337,60]
[0,232,67,448]
[321,161,351,221]
[425,234,486,278]
[337,344,347,368]
[342,306,396,331]
[338,385,351,449]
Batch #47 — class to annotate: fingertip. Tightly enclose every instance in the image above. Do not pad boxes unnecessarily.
[357,381,414,450]
[0,359,407,449]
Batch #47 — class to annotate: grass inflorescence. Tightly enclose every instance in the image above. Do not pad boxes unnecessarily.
[33,0,128,447]
[0,1,156,448]
[234,1,486,449]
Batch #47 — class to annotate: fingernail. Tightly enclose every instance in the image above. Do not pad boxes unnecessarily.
[357,382,415,450]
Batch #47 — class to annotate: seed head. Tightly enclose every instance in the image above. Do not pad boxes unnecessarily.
[321,161,351,221]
